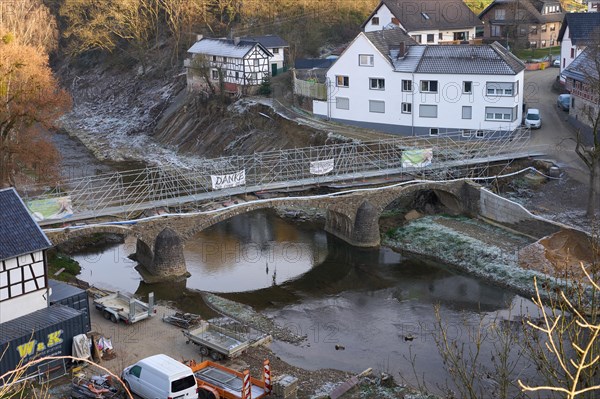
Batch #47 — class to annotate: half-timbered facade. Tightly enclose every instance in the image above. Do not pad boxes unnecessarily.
[185,36,273,96]
[0,188,52,323]
[241,35,289,76]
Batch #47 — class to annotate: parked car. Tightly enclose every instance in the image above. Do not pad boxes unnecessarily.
[121,354,198,399]
[524,108,542,129]
[557,94,571,111]
[553,58,561,68]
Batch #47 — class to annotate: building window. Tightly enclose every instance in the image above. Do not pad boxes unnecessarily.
[439,32,443,40]
[336,97,349,110]
[272,48,279,54]
[530,41,538,49]
[571,48,575,58]
[495,9,505,20]
[550,24,556,31]
[412,34,422,44]
[541,24,547,32]
[212,55,217,62]
[462,106,472,119]
[462,129,471,138]
[402,80,412,92]
[211,69,219,80]
[485,106,514,121]
[463,81,472,94]
[491,25,502,37]
[427,34,435,43]
[235,71,239,79]
[419,104,438,118]
[401,102,412,114]
[369,100,385,113]
[421,80,438,93]
[359,54,374,66]
[541,40,547,48]
[369,78,385,90]
[476,130,485,138]
[336,75,349,87]
[486,82,514,96]
[430,128,439,136]
[372,17,379,25]
[530,25,538,35]
[253,59,259,66]
[223,57,228,63]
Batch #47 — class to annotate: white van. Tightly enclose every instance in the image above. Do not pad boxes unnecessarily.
[121,354,198,399]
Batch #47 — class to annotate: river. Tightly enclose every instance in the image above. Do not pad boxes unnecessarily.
[54,130,541,396]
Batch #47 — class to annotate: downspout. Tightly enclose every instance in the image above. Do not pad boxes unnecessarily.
[411,72,415,136]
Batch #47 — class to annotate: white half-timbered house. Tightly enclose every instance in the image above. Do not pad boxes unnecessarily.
[0,188,52,323]
[186,36,273,95]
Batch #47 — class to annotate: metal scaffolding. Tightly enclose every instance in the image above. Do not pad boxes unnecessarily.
[22,127,543,225]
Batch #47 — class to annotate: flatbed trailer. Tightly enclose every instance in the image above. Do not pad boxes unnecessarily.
[183,320,250,360]
[187,359,272,399]
[93,292,154,324]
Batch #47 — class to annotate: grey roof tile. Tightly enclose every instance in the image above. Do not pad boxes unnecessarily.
[241,35,289,48]
[187,38,272,58]
[563,47,599,81]
[415,42,525,75]
[0,188,51,261]
[377,0,483,31]
[558,13,600,45]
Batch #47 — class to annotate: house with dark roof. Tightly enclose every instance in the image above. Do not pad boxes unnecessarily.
[185,36,273,96]
[312,29,525,136]
[240,35,288,75]
[0,188,52,323]
[557,12,600,80]
[362,0,483,44]
[479,0,564,50]
[562,47,600,144]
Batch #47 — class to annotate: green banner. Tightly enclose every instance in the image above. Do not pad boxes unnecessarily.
[26,197,73,222]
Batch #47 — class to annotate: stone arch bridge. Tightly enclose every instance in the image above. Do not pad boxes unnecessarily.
[45,180,557,281]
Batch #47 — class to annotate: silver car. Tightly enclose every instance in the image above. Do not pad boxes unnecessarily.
[524,108,542,129]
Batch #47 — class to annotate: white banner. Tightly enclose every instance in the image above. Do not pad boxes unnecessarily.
[211,170,246,189]
[310,159,334,175]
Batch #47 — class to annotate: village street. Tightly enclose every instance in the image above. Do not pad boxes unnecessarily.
[524,67,589,183]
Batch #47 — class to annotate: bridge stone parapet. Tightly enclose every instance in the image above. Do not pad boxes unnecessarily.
[44,180,566,281]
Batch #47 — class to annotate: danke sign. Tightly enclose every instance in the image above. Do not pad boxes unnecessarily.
[211,170,246,190]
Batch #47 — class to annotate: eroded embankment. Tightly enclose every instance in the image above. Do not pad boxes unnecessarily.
[382,214,587,298]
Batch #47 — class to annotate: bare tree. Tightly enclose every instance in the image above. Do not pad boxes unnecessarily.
[60,0,159,73]
[0,0,58,51]
[519,269,600,398]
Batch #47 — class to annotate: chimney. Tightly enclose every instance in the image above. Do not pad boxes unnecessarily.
[399,41,406,57]
[234,37,240,45]
[196,34,203,41]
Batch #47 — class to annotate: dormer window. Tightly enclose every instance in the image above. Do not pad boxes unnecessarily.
[372,17,379,25]
[421,12,430,20]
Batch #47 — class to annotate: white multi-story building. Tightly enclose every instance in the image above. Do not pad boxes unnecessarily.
[0,188,52,323]
[313,29,525,137]
[362,0,483,44]
[557,13,600,82]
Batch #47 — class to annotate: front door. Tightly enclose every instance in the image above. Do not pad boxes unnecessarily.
[271,63,277,76]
